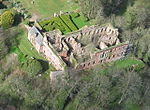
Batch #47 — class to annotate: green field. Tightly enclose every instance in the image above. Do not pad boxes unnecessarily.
[17,0,78,18]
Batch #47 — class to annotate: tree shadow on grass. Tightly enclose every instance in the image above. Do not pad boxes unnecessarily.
[0,3,7,9]
[38,59,49,72]
[13,13,22,26]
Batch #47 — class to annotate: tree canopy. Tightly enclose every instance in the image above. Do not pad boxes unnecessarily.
[22,58,43,77]
[0,10,15,28]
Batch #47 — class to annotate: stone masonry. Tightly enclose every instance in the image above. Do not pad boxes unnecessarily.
[26,24,130,71]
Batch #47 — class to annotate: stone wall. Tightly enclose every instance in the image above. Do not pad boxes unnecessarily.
[28,26,66,71]
[63,25,120,51]
[28,26,43,53]
[42,42,66,70]
[27,25,129,71]
[65,25,118,41]
[75,42,129,70]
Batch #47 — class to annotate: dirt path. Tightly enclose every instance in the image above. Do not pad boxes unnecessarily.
[30,13,40,21]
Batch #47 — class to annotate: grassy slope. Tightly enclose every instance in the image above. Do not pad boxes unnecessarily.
[18,0,90,30]
[113,57,144,69]
[17,0,76,18]
[11,26,55,72]
[16,28,44,60]
[88,57,145,75]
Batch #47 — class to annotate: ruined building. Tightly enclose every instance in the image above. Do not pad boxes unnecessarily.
[27,24,130,72]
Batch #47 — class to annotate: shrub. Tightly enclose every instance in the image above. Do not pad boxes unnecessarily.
[0,10,15,28]
[0,40,8,60]
[134,30,150,64]
[53,88,68,110]
[22,58,43,77]
[70,12,80,18]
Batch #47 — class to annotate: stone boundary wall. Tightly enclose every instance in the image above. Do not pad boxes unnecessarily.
[75,42,129,70]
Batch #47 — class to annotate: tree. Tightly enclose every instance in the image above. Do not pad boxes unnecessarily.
[0,10,15,28]
[104,68,143,109]
[140,68,150,109]
[72,74,111,110]
[117,71,142,105]
[22,59,43,77]
[135,7,150,28]
[0,29,8,60]
[124,1,150,29]
[0,72,53,110]
[77,0,104,19]
[77,0,129,19]
[134,29,150,64]
[0,0,6,9]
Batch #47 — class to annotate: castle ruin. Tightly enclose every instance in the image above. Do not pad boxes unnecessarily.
[26,24,130,73]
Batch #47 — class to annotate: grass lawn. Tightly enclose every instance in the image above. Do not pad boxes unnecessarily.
[90,57,145,75]
[17,0,78,18]
[113,57,145,70]
[16,29,45,60]
[72,15,90,28]
[11,27,55,72]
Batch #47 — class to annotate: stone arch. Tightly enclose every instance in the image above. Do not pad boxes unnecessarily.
[82,32,85,36]
[66,37,70,42]
[93,29,96,35]
[104,27,107,32]
[83,64,86,68]
[99,52,107,59]
[104,52,108,58]
[101,28,104,32]
[106,27,110,33]
[99,60,103,63]
[93,61,96,64]
[91,29,95,35]
[77,33,82,40]
[111,30,114,34]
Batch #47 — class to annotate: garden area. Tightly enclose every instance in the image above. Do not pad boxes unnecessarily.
[38,12,89,34]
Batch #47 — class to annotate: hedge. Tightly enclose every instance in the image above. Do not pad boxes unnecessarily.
[38,13,83,34]
[60,14,78,31]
